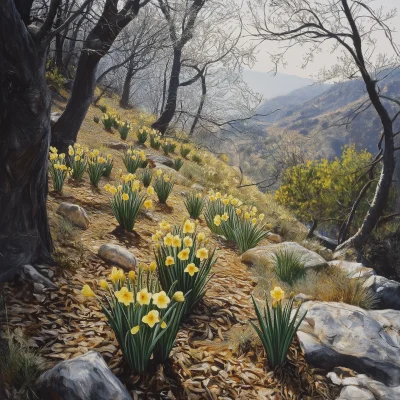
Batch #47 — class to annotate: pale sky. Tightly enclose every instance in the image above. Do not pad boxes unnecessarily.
[249,0,400,78]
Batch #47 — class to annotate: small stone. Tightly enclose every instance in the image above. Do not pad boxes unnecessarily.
[33,283,45,294]
[147,154,174,168]
[103,141,129,151]
[98,244,137,271]
[338,386,375,400]
[20,265,58,291]
[57,202,90,230]
[294,293,313,302]
[266,232,284,243]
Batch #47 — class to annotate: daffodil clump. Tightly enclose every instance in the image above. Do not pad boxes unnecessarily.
[149,132,161,150]
[81,266,187,372]
[118,121,131,140]
[161,139,176,155]
[153,169,174,204]
[250,287,307,368]
[87,149,108,187]
[180,145,191,159]
[123,147,147,174]
[173,157,184,171]
[102,113,113,131]
[141,168,153,187]
[205,190,268,253]
[154,220,216,315]
[49,147,69,192]
[137,126,153,145]
[102,153,114,177]
[105,174,154,231]
[68,143,88,180]
[184,192,205,219]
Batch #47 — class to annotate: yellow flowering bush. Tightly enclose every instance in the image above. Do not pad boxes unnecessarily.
[137,126,152,145]
[123,147,147,174]
[102,153,114,177]
[154,170,174,204]
[154,221,215,315]
[250,287,307,368]
[161,139,176,155]
[102,113,113,131]
[68,143,88,180]
[149,132,161,150]
[87,149,107,187]
[105,174,149,231]
[49,147,69,192]
[81,267,187,372]
[184,192,205,219]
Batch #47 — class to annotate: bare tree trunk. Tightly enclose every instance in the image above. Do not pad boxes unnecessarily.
[51,0,144,153]
[0,1,53,282]
[307,219,318,239]
[120,59,135,109]
[190,71,206,135]
[152,48,182,134]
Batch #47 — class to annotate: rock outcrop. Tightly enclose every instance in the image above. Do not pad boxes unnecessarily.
[57,202,90,230]
[328,260,376,279]
[36,351,132,400]
[362,275,400,311]
[98,244,137,271]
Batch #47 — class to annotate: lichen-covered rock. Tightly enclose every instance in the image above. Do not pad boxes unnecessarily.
[56,202,90,230]
[328,260,376,279]
[241,242,328,269]
[36,351,131,400]
[98,244,137,270]
[362,275,400,310]
[297,301,400,386]
[153,162,188,185]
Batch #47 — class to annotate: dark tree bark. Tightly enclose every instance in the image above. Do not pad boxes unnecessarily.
[0,0,53,282]
[190,68,207,135]
[119,59,135,109]
[51,0,149,153]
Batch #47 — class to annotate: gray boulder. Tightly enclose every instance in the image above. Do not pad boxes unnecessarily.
[328,372,400,400]
[147,154,174,168]
[296,301,400,386]
[98,244,137,271]
[363,275,400,310]
[103,141,129,151]
[241,242,328,269]
[36,351,131,400]
[57,202,90,230]
[328,260,376,279]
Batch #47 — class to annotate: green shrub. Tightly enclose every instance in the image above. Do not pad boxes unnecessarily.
[250,287,307,368]
[106,178,146,231]
[0,334,44,399]
[141,168,153,187]
[154,170,174,204]
[273,249,306,286]
[82,267,187,372]
[162,140,176,155]
[184,193,205,219]
[137,127,149,145]
[192,153,202,164]
[49,147,68,192]
[150,133,161,150]
[173,157,184,171]
[123,148,147,174]
[102,114,113,131]
[93,116,100,124]
[231,217,268,254]
[87,150,106,187]
[102,154,114,177]
[99,104,107,113]
[45,62,65,90]
[155,221,215,315]
[118,121,131,140]
[180,145,191,159]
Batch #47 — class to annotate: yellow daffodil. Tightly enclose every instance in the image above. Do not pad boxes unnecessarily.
[128,270,136,281]
[142,310,160,328]
[156,169,163,176]
[231,198,238,205]
[259,213,265,221]
[160,220,171,231]
[215,192,222,199]
[81,284,95,297]
[115,287,134,306]
[149,261,157,272]
[144,199,153,209]
[183,236,193,247]
[164,175,170,182]
[183,220,195,234]
[122,193,129,201]
[178,248,190,261]
[196,247,208,260]
[270,287,285,302]
[137,288,152,305]
[99,280,108,290]
[244,212,251,220]
[160,321,167,329]
[252,218,257,225]
[197,232,206,242]
[131,326,140,335]
[152,291,171,309]
[221,213,229,221]
[147,186,154,195]
[165,256,175,266]
[209,195,215,201]
[184,263,199,276]
[222,198,230,205]
[173,291,185,302]
[164,233,174,246]
[196,193,202,198]
[109,186,117,195]
[172,235,182,248]
[214,215,221,226]
[109,267,125,284]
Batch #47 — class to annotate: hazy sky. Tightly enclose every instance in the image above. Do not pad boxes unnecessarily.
[249,0,400,78]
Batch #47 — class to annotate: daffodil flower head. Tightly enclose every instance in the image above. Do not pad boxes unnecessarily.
[172,235,182,248]
[147,186,154,195]
[270,286,285,302]
[99,280,109,290]
[142,310,160,328]
[183,236,193,247]
[164,232,174,246]
[115,287,134,306]
[152,291,171,309]
[165,256,175,266]
[197,232,206,242]
[131,326,140,335]
[172,291,185,302]
[214,215,221,226]
[184,263,199,276]
[196,247,208,260]
[81,284,95,297]
[178,248,190,261]
[144,199,153,209]
[183,219,195,234]
[137,288,152,305]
